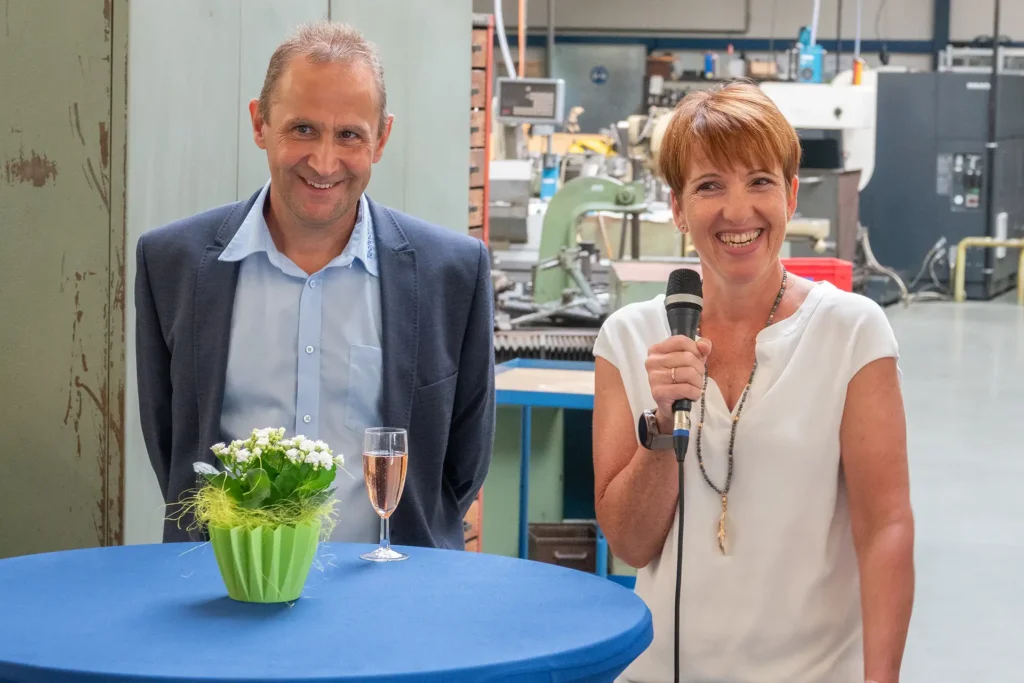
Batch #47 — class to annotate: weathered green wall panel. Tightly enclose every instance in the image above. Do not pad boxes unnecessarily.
[0,0,126,557]
[108,0,129,550]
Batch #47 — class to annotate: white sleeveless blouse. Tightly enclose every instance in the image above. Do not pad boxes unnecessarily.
[593,282,900,683]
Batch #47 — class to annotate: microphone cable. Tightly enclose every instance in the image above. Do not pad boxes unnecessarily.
[664,267,702,683]
[672,414,689,683]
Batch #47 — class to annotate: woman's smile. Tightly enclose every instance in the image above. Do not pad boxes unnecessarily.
[715,227,767,253]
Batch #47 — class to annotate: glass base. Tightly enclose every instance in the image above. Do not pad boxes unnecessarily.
[360,546,408,562]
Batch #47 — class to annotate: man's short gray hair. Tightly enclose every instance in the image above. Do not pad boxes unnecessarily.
[258,21,388,136]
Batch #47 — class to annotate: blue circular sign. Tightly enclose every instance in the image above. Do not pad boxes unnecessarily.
[590,65,609,85]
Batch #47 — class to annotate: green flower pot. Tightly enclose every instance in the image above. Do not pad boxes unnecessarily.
[209,521,321,603]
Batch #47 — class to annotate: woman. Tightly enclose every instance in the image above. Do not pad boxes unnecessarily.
[593,82,914,683]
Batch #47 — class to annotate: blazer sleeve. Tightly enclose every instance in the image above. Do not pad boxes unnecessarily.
[444,239,496,515]
[135,235,174,499]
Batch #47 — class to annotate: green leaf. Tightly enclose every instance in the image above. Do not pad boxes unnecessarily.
[292,467,337,501]
[308,466,336,492]
[243,467,269,490]
[265,487,282,506]
[203,472,225,486]
[272,471,300,499]
[205,472,244,502]
[238,468,271,509]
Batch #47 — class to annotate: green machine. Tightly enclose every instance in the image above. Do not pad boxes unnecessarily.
[496,174,696,329]
[531,175,647,311]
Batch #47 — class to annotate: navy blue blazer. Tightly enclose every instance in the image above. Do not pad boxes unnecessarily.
[135,190,495,548]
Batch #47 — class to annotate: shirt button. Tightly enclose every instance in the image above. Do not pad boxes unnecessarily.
[305,345,314,354]
[309,280,317,288]
[303,415,312,424]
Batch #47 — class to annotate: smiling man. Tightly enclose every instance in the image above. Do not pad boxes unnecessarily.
[135,21,495,549]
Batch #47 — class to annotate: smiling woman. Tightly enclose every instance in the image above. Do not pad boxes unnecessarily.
[591,80,915,683]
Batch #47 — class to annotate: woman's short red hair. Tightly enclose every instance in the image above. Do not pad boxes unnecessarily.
[657,80,801,196]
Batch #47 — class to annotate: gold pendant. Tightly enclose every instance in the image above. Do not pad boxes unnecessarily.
[717,495,728,554]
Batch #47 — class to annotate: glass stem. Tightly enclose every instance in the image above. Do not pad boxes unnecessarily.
[382,516,391,551]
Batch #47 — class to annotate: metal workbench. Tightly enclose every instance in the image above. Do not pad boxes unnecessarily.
[494,358,634,588]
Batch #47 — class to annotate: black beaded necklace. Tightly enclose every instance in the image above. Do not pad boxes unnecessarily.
[695,268,788,555]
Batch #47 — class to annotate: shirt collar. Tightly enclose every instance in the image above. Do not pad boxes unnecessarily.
[219,181,378,277]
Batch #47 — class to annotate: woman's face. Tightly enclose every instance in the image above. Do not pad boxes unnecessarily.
[671,156,798,286]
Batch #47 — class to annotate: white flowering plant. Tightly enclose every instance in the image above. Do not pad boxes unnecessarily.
[182,427,346,534]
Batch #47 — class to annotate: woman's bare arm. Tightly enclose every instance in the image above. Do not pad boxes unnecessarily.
[841,357,915,683]
[593,357,683,568]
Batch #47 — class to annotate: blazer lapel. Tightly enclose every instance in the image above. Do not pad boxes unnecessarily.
[193,194,255,454]
[369,198,419,431]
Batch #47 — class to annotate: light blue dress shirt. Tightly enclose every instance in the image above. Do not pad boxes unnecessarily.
[218,182,382,543]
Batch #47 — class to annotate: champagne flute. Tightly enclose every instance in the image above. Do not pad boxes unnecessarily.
[360,427,409,562]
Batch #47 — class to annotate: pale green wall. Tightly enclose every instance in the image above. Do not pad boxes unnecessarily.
[331,0,471,232]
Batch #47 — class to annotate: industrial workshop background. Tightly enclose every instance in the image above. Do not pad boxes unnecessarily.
[1,0,1021,569]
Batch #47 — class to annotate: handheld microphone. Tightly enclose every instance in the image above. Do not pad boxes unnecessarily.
[664,267,702,683]
[664,268,704,462]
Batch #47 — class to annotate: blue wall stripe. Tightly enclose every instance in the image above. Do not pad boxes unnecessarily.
[507,33,1024,56]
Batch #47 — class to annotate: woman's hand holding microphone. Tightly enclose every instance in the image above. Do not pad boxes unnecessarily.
[645,335,713,436]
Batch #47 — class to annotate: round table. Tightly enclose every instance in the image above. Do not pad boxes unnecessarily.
[0,542,652,682]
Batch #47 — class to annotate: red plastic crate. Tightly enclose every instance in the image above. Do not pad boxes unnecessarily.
[781,257,853,292]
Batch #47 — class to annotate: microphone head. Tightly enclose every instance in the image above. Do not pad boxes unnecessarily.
[665,268,703,311]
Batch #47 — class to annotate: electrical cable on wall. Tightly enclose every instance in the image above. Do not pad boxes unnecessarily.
[809,0,822,47]
[494,0,517,78]
[857,224,909,306]
[768,0,779,56]
[874,0,890,64]
[906,239,952,302]
[836,0,843,73]
[854,0,862,59]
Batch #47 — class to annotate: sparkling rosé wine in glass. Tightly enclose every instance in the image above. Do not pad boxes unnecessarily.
[360,428,409,562]
[362,450,407,519]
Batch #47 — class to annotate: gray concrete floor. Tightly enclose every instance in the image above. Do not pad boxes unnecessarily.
[887,291,1024,681]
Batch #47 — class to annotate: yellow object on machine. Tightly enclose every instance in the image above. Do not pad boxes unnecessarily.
[568,138,615,156]
[526,133,617,157]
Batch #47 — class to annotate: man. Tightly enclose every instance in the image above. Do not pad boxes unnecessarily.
[135,21,495,549]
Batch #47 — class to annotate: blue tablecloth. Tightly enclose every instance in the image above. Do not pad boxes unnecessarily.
[0,543,652,682]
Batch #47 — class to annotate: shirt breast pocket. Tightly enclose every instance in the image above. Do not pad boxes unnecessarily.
[346,345,383,432]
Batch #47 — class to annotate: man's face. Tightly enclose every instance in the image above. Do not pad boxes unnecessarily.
[249,57,392,230]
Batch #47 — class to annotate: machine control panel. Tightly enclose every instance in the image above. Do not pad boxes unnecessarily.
[496,77,566,125]
[937,152,985,211]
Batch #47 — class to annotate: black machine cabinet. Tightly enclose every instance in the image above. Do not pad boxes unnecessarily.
[859,71,1024,300]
